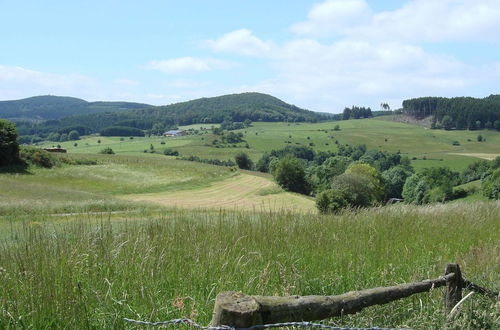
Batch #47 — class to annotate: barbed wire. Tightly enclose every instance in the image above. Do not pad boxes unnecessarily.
[123,318,412,330]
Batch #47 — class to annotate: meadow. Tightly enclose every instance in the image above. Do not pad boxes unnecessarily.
[0,200,498,329]
[39,117,500,171]
[3,118,499,329]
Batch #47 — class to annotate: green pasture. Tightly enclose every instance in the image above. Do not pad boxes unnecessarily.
[38,117,500,171]
[0,202,498,329]
[0,154,234,215]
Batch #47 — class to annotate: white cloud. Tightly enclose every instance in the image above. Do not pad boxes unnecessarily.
[351,0,500,42]
[204,29,275,57]
[292,0,500,42]
[148,57,233,74]
[237,38,495,111]
[291,0,370,37]
[0,65,100,100]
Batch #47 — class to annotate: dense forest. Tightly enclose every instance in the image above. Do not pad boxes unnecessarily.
[0,95,152,120]
[402,94,500,130]
[15,93,332,139]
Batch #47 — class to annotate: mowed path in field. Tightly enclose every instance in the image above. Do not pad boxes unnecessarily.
[121,172,316,212]
[448,153,500,160]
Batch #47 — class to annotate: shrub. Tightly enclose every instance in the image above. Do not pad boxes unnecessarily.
[99,147,115,154]
[331,173,376,207]
[482,168,500,199]
[0,119,20,166]
[316,189,349,214]
[452,141,460,146]
[163,148,179,156]
[272,155,310,194]
[477,134,483,142]
[235,152,253,170]
[19,146,57,168]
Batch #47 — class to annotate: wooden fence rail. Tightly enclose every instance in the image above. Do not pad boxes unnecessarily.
[211,263,498,328]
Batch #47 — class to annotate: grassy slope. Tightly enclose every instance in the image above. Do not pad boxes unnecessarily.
[0,154,314,215]
[39,117,500,171]
[0,202,498,329]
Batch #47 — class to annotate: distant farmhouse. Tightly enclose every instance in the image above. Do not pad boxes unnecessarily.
[163,129,186,137]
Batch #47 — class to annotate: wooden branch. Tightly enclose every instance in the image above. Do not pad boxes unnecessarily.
[463,279,499,299]
[211,273,455,328]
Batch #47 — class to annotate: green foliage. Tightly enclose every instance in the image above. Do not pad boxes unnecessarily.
[34,93,328,134]
[163,148,179,156]
[482,168,500,199]
[100,126,144,137]
[460,160,491,183]
[477,134,483,142]
[402,95,500,130]
[307,156,351,192]
[0,95,151,120]
[382,166,414,199]
[68,130,80,140]
[234,152,253,170]
[19,146,57,168]
[272,155,310,194]
[0,119,20,166]
[441,115,453,130]
[402,167,459,204]
[345,163,385,201]
[342,106,372,120]
[316,189,349,213]
[99,147,115,154]
[221,131,244,144]
[330,173,377,207]
[47,132,61,141]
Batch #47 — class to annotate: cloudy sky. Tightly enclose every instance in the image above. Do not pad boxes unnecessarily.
[1,0,499,112]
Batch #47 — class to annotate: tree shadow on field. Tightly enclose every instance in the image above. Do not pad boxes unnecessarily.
[0,162,32,175]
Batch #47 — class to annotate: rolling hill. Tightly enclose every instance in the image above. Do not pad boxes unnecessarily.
[0,95,152,120]
[17,92,332,135]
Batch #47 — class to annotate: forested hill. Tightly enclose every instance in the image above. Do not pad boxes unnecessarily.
[0,95,152,120]
[402,95,500,130]
[33,93,330,134]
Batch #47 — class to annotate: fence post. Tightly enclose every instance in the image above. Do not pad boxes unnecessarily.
[444,263,463,313]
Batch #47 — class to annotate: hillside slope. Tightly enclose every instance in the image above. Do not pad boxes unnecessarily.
[32,92,331,133]
[0,95,152,120]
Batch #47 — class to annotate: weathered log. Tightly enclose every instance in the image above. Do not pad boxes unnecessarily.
[444,263,463,313]
[211,273,456,328]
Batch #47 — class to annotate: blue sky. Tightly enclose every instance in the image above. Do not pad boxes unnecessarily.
[1,0,499,112]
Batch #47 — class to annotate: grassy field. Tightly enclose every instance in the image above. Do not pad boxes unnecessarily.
[0,202,498,329]
[0,154,314,215]
[3,119,499,329]
[39,117,500,171]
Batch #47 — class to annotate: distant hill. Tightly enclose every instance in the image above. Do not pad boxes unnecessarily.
[25,93,330,135]
[0,95,152,120]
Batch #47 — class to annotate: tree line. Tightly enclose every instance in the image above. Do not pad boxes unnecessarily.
[402,95,500,130]
[233,144,499,213]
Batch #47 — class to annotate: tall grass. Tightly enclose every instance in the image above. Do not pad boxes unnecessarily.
[1,202,498,329]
